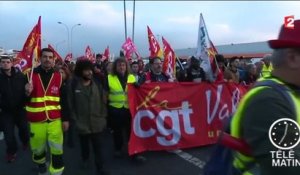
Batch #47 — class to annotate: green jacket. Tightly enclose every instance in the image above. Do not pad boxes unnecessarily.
[68,78,107,134]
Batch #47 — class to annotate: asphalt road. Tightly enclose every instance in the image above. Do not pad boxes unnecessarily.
[0,129,214,175]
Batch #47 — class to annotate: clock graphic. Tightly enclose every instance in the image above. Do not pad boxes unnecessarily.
[269,118,300,150]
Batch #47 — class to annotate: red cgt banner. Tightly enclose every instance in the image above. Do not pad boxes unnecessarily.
[127,82,248,155]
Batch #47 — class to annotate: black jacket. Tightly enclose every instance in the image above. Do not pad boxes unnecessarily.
[185,66,206,82]
[0,67,27,112]
[137,71,169,85]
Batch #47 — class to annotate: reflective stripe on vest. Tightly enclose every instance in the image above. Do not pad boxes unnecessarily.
[108,74,136,108]
[26,105,61,113]
[230,77,300,172]
[26,72,62,122]
[261,64,273,78]
[30,96,60,103]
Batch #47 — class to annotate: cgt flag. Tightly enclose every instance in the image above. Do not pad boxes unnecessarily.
[14,16,41,73]
[85,45,95,62]
[48,44,63,61]
[65,53,73,62]
[195,13,219,82]
[147,26,163,59]
[122,37,140,60]
[102,46,110,61]
[162,37,176,79]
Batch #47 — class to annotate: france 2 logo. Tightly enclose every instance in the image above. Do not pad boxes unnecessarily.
[284,15,294,29]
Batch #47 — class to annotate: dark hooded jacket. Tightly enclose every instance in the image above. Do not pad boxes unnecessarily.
[0,67,27,112]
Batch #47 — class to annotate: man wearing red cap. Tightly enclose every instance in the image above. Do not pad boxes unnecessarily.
[230,20,300,174]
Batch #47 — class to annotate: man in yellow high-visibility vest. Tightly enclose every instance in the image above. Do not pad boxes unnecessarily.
[260,54,273,78]
[104,57,146,163]
[230,20,300,175]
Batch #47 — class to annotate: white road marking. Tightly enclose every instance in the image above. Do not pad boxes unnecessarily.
[168,149,206,169]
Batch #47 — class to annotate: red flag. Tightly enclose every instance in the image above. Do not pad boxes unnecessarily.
[208,39,218,76]
[65,53,73,62]
[85,45,92,59]
[102,46,110,61]
[162,37,176,79]
[122,37,139,60]
[48,44,63,61]
[147,26,163,59]
[14,16,41,73]
[85,45,95,62]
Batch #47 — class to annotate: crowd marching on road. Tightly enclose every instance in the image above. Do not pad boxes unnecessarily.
[1,20,300,175]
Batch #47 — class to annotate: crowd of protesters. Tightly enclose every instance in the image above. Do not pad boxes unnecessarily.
[0,48,272,175]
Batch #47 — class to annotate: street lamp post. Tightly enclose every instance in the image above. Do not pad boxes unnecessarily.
[58,21,70,54]
[71,23,81,58]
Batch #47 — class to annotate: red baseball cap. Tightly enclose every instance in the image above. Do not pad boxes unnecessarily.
[268,20,300,49]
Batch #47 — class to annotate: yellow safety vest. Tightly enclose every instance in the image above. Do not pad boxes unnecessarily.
[230,77,300,175]
[261,64,273,78]
[108,74,136,108]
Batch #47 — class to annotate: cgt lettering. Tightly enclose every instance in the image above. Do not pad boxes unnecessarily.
[133,101,194,146]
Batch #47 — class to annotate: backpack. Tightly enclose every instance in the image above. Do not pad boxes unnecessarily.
[203,80,296,175]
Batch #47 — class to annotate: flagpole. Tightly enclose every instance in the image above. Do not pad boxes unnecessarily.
[132,0,136,43]
[123,0,128,41]
[29,51,36,83]
[176,57,184,71]
[201,13,220,73]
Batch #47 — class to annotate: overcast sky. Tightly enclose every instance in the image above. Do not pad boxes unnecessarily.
[1,1,300,57]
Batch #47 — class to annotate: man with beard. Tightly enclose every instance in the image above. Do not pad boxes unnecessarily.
[25,48,69,175]
[137,57,171,84]
[69,59,108,175]
[0,55,29,163]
